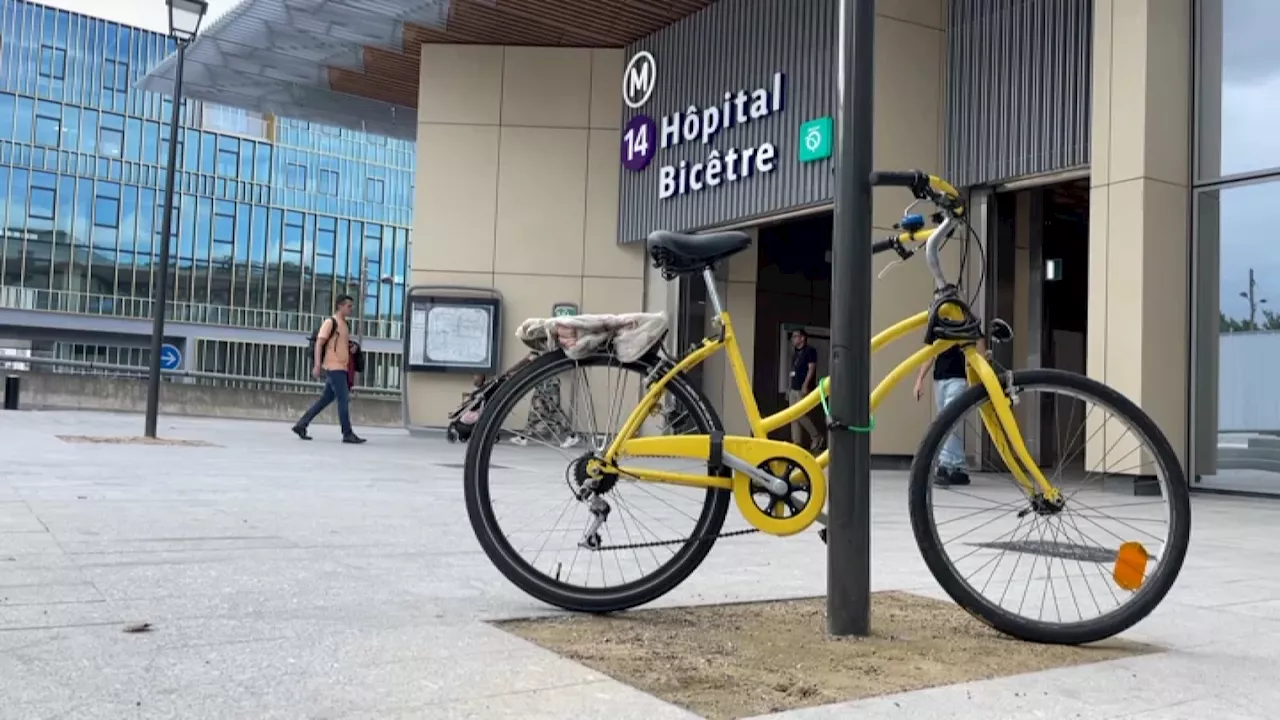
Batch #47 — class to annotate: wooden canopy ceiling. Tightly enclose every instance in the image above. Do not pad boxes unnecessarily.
[326,0,715,109]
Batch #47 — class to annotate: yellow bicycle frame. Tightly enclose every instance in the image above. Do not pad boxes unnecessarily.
[601,308,1058,500]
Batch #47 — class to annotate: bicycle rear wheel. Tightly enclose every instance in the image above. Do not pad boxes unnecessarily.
[909,369,1191,645]
[464,349,731,613]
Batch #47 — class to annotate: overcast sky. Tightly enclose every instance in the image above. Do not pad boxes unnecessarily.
[36,0,240,35]
[1214,0,1280,322]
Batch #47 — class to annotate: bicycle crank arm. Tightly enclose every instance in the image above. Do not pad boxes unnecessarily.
[721,453,790,496]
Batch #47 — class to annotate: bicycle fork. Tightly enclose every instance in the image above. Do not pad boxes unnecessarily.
[811,358,1061,537]
[967,360,1062,505]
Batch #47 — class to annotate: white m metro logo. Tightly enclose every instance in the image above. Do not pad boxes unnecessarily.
[623,51,657,109]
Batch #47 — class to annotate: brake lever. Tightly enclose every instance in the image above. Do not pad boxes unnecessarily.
[877,258,903,280]
[877,242,917,280]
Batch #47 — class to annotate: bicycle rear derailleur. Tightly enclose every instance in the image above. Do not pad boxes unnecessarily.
[568,453,616,550]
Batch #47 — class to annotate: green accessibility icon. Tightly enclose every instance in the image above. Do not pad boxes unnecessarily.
[798,116,833,163]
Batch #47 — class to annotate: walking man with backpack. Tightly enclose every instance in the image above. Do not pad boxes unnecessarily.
[292,295,366,444]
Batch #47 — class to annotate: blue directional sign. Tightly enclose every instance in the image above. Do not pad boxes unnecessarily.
[159,343,182,371]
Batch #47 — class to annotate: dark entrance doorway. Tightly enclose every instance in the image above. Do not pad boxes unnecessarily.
[987,178,1090,468]
[751,212,833,440]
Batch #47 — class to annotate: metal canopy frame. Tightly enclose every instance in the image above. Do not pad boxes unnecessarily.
[138,0,717,138]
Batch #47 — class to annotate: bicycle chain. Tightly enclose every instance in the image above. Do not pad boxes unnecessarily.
[596,527,760,551]
[594,452,800,551]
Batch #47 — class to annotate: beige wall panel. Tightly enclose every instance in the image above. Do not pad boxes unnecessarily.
[412,124,500,273]
[1088,0,1192,470]
[871,15,945,231]
[589,49,624,130]
[877,0,945,29]
[417,45,504,126]
[501,47,593,129]
[583,129,642,279]
[493,127,590,276]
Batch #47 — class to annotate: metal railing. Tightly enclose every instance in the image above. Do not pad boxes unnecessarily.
[3,355,400,398]
[0,286,403,340]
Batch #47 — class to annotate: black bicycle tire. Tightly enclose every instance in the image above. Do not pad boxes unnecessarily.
[908,368,1191,645]
[464,349,731,613]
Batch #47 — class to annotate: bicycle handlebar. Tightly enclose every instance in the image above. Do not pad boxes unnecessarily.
[869,169,965,290]
[870,236,899,255]
[868,170,928,191]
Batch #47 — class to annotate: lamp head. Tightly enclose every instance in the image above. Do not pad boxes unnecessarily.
[168,0,208,42]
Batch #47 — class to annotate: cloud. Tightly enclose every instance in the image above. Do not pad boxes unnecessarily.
[1218,0,1280,86]
[1207,1,1280,317]
[1217,74,1280,177]
[38,0,238,36]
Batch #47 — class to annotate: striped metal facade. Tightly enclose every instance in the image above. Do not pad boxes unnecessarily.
[617,0,836,243]
[944,0,1093,187]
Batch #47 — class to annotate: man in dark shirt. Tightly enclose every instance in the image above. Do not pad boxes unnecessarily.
[914,343,975,486]
[788,329,824,452]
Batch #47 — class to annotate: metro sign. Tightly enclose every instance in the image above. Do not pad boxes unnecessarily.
[623,50,656,109]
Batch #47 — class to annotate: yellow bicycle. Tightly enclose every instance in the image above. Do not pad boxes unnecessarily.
[464,170,1190,645]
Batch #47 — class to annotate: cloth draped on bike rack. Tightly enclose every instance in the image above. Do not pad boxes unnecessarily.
[515,312,668,363]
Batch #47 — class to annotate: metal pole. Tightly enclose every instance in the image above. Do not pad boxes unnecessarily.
[358,258,368,344]
[827,0,876,637]
[144,41,187,438]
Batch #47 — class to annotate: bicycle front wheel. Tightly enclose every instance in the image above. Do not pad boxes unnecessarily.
[464,349,731,613]
[909,369,1191,645]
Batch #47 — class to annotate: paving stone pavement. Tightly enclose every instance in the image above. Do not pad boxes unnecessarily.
[2,409,1280,719]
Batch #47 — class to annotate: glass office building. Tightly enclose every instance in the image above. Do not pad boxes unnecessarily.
[0,0,413,389]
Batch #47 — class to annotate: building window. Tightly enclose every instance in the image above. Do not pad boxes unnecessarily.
[213,202,235,244]
[34,105,61,148]
[1193,0,1280,494]
[1197,0,1280,181]
[365,177,385,203]
[38,45,66,80]
[283,211,304,251]
[29,172,56,220]
[93,184,121,228]
[99,114,125,157]
[103,59,128,91]
[286,162,307,189]
[216,139,239,177]
[319,169,338,196]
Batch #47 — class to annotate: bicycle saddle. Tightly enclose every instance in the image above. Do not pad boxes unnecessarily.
[646,230,753,275]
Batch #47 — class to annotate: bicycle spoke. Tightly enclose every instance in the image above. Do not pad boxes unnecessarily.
[919,373,1186,642]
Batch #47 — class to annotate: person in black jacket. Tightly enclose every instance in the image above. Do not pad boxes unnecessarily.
[788,329,824,452]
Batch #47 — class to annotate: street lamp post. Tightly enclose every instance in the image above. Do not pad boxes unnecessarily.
[358,258,371,345]
[355,257,396,345]
[1240,267,1266,330]
[144,0,208,438]
[827,0,877,637]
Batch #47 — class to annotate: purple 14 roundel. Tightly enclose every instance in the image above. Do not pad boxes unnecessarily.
[621,114,656,172]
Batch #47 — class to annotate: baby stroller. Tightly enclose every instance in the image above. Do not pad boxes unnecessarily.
[445,357,532,444]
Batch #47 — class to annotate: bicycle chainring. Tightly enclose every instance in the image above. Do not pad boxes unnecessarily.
[734,456,816,536]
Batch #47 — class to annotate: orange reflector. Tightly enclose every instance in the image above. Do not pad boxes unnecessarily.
[1113,542,1149,591]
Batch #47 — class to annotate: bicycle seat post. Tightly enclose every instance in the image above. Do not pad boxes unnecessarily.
[701,266,724,321]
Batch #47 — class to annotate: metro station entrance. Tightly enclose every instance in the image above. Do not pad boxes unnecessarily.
[986,178,1091,468]
[751,212,833,442]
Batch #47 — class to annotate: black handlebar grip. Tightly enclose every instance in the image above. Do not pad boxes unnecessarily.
[868,170,922,188]
[871,237,897,255]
